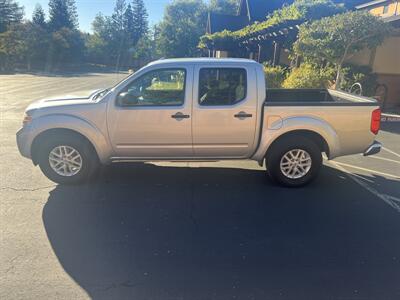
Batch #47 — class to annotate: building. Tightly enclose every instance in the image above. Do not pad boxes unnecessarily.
[204,0,399,111]
[206,0,292,35]
[349,0,400,111]
[206,0,294,60]
[204,1,370,61]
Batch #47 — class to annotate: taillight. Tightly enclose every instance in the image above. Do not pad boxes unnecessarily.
[370,108,381,135]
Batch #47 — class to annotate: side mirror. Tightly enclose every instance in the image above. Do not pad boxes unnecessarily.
[117,92,139,106]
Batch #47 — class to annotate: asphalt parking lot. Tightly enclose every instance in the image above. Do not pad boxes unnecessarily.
[1,72,399,300]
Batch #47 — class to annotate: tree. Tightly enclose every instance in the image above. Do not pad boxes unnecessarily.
[47,0,83,69]
[131,0,148,44]
[156,0,207,58]
[111,0,130,68]
[48,27,85,68]
[208,0,238,14]
[87,0,152,68]
[0,23,27,71]
[0,0,24,33]
[48,0,79,31]
[124,3,134,42]
[32,4,46,28]
[86,14,109,64]
[111,0,126,31]
[131,32,154,67]
[25,21,51,70]
[293,10,392,89]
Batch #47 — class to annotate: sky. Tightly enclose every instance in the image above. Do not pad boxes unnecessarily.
[18,0,173,33]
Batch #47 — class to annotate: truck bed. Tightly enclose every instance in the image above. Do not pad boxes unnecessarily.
[258,88,380,160]
[265,89,378,106]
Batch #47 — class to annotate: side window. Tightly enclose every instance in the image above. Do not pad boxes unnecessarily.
[117,68,186,107]
[198,68,247,106]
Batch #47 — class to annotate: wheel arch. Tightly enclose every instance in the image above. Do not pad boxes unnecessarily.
[31,128,99,165]
[252,115,341,164]
[27,114,112,165]
[262,129,331,167]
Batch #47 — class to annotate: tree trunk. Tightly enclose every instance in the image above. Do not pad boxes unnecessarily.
[335,63,342,90]
[336,46,351,90]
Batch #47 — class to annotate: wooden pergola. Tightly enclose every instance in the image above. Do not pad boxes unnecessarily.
[238,20,301,65]
[205,19,302,66]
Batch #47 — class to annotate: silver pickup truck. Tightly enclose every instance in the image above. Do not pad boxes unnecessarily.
[17,58,382,186]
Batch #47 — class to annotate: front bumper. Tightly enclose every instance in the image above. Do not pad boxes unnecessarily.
[16,127,32,159]
[363,141,381,156]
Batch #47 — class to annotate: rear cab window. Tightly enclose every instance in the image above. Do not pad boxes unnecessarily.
[198,68,247,106]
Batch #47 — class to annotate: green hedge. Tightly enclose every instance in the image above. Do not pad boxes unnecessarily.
[280,63,377,93]
[264,64,288,88]
[282,63,335,89]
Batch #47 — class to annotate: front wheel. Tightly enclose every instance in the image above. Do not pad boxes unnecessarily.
[38,135,98,184]
[266,137,322,187]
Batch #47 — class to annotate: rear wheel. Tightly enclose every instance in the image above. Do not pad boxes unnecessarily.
[266,137,322,187]
[38,135,98,184]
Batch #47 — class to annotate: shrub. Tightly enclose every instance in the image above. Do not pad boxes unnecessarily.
[264,64,287,88]
[339,64,378,96]
[293,10,392,88]
[282,63,335,89]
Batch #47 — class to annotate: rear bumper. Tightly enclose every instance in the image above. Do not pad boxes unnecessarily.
[363,141,381,156]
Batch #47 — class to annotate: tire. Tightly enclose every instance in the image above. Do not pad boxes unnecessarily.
[37,134,99,185]
[266,136,322,187]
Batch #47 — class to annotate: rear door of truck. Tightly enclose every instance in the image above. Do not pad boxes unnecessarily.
[192,63,258,158]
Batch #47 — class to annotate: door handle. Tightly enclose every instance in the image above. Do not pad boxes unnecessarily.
[234,111,252,119]
[171,112,190,120]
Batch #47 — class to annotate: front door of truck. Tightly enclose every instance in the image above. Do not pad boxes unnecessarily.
[107,66,193,158]
[192,66,257,158]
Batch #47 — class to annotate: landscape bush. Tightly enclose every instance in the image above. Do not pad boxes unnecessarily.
[339,64,378,96]
[282,63,335,89]
[263,64,287,88]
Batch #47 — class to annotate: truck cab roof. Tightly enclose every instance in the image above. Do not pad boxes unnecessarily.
[147,57,262,67]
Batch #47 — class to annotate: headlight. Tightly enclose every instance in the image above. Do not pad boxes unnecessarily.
[22,113,32,126]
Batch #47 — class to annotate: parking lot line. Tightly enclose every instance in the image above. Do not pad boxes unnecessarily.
[368,156,400,164]
[332,161,400,179]
[382,112,400,118]
[329,161,400,213]
[382,147,400,158]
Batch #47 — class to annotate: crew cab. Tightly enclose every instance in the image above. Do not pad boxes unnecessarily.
[17,58,382,186]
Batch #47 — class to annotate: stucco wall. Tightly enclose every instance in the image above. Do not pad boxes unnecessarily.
[347,36,400,75]
[372,36,400,75]
[369,0,399,17]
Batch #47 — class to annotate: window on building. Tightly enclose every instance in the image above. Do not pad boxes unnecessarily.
[117,69,186,107]
[198,68,247,106]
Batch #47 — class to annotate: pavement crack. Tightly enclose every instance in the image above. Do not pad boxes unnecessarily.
[97,280,139,291]
[0,185,56,192]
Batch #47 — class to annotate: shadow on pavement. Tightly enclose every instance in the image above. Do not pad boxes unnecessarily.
[43,163,400,300]
[381,119,400,135]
